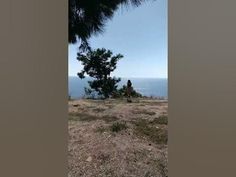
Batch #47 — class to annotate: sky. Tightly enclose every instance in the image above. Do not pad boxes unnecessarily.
[68,0,167,78]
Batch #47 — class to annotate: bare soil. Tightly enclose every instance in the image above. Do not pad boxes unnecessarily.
[68,98,168,177]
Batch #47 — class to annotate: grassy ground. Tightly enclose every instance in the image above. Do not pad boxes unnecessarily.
[68,98,168,177]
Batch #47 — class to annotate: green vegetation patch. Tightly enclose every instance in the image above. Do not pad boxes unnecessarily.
[68,112,118,122]
[110,122,128,132]
[112,85,142,98]
[132,109,156,116]
[151,115,168,125]
[133,119,167,145]
[93,107,106,112]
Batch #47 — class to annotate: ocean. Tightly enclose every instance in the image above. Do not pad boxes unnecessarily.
[68,76,168,99]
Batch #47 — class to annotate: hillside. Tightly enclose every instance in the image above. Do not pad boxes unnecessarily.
[68,98,168,177]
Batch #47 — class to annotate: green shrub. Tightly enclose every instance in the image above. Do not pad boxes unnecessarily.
[132,109,156,116]
[112,85,142,98]
[110,122,128,132]
[134,119,167,145]
[151,115,168,125]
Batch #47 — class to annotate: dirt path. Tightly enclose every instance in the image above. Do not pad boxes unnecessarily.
[68,98,168,177]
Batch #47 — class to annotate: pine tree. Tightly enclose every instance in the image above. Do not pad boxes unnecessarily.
[77,48,123,99]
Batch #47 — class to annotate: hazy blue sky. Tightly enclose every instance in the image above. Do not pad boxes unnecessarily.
[68,0,167,78]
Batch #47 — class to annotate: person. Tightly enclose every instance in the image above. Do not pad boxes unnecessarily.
[127,80,132,102]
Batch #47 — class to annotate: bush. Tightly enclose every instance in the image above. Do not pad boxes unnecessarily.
[112,85,142,98]
[134,119,167,145]
[110,122,128,132]
[152,115,168,125]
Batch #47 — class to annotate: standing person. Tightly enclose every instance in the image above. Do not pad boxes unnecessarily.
[127,80,132,102]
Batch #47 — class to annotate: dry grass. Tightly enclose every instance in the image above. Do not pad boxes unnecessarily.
[68,98,168,177]
[156,151,168,177]
[95,126,107,133]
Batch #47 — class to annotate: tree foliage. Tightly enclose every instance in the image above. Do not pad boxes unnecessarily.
[77,48,123,98]
[69,0,150,50]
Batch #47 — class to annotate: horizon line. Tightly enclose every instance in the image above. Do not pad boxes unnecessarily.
[68,75,168,79]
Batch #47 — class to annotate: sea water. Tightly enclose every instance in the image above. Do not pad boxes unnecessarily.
[68,76,168,99]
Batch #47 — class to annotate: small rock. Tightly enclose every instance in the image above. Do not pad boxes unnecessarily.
[149,143,152,146]
[86,156,92,162]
